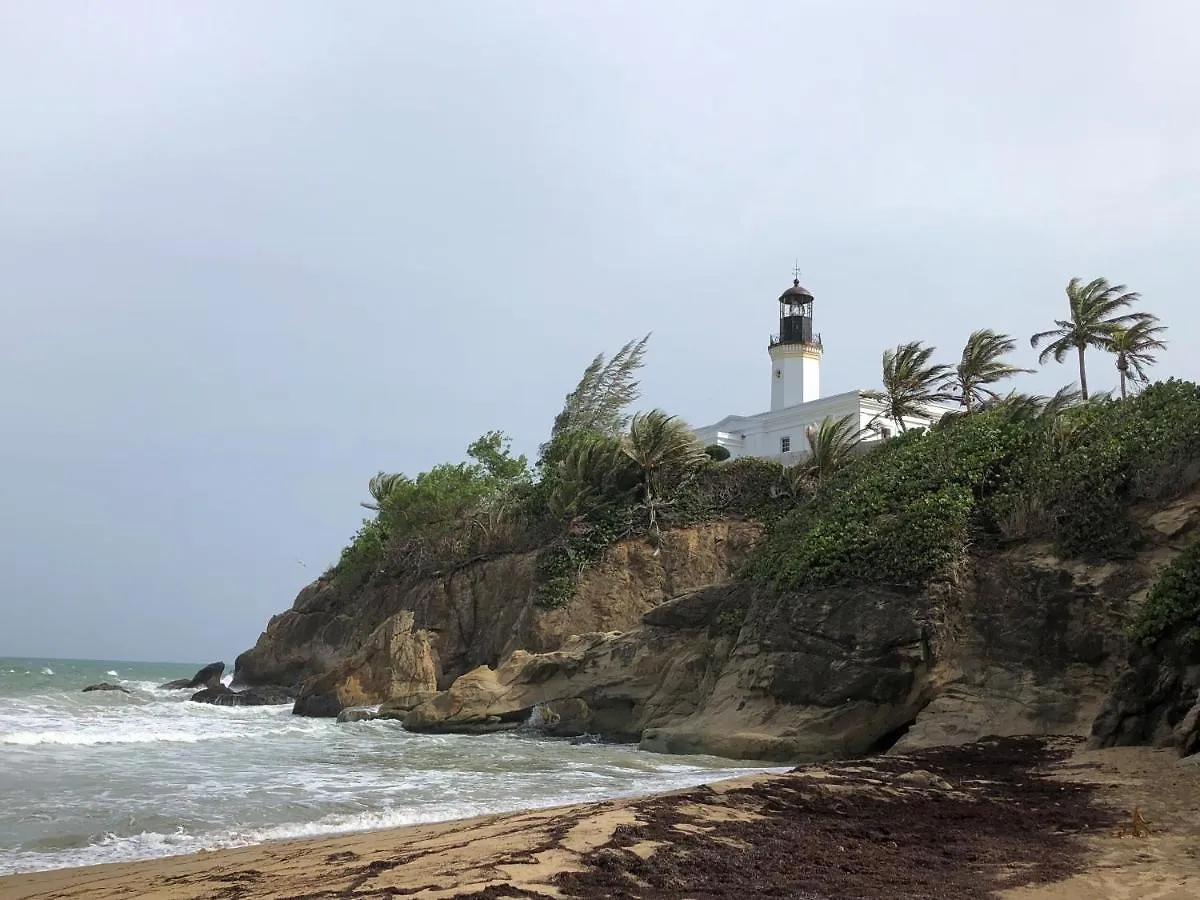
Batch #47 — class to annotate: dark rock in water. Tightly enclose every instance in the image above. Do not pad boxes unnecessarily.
[336,708,378,723]
[160,661,225,691]
[190,684,294,707]
[82,682,131,694]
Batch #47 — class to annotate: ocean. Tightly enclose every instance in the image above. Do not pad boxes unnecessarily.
[0,657,780,875]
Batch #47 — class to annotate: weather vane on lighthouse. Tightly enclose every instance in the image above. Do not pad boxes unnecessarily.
[792,260,802,283]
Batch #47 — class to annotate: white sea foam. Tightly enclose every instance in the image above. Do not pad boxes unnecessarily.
[40,667,53,676]
[106,670,118,677]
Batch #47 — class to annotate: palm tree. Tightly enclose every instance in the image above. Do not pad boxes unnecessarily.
[943,329,1033,412]
[1030,277,1152,400]
[864,341,951,432]
[361,472,408,511]
[1106,318,1168,398]
[621,409,707,543]
[787,414,865,493]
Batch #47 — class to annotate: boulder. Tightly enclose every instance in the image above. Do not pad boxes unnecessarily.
[82,682,131,694]
[535,698,593,738]
[376,690,440,720]
[190,684,294,707]
[1089,634,1200,756]
[160,661,225,691]
[336,708,378,723]
[292,611,439,717]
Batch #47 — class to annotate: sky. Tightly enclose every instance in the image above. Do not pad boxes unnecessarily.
[1,1,1198,663]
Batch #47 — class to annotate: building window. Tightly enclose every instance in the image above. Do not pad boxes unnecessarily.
[780,436,791,453]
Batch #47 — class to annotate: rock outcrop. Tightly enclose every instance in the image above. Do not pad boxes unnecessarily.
[1089,635,1200,757]
[292,612,439,717]
[234,521,760,713]
[401,491,1200,762]
[82,682,131,693]
[161,661,225,691]
[190,684,294,707]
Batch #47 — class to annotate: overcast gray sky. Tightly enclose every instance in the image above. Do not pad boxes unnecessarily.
[2,2,1197,663]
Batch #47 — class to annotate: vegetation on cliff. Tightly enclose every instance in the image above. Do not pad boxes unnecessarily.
[327,274,1179,609]
[1129,538,1200,649]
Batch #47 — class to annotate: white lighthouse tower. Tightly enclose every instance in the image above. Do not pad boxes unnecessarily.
[768,277,822,410]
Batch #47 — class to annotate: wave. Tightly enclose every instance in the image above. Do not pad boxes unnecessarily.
[40,667,53,676]
[106,670,118,677]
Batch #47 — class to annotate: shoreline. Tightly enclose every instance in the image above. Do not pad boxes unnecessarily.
[3,737,1198,899]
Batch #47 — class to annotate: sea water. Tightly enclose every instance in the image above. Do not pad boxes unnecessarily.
[0,657,781,875]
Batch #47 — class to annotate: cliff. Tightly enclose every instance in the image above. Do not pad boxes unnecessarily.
[232,520,761,712]
[395,489,1200,762]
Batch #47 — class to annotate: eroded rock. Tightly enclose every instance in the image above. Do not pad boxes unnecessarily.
[160,661,225,691]
[82,682,131,694]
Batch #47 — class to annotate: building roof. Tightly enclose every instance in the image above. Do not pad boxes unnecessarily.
[779,278,814,302]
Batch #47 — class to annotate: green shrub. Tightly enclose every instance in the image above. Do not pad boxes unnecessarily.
[331,518,387,590]
[992,379,1200,557]
[1129,540,1200,649]
[745,411,1030,593]
[534,504,635,608]
[704,444,731,461]
[669,457,789,525]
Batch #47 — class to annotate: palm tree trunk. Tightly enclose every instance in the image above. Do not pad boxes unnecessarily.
[1118,359,1127,399]
[1076,344,1089,401]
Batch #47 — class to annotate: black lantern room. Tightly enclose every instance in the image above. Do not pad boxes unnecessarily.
[770,278,819,348]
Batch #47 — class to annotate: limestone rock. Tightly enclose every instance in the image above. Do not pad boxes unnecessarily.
[536,698,592,737]
[160,661,224,691]
[1088,634,1200,754]
[377,691,440,720]
[292,611,439,717]
[233,521,761,692]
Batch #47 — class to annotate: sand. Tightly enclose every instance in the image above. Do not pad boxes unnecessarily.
[2,737,1197,899]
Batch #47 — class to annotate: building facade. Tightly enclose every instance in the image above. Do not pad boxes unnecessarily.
[691,277,956,466]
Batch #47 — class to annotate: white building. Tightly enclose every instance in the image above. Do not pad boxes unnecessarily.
[692,277,957,466]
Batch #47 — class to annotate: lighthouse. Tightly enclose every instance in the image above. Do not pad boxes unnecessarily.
[691,269,954,462]
[768,278,822,411]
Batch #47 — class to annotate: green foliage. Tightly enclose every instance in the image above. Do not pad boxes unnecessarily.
[467,430,530,484]
[746,411,1031,593]
[547,334,650,446]
[1129,541,1200,649]
[669,457,789,525]
[992,379,1200,557]
[331,518,387,591]
[534,504,635,608]
[704,444,731,461]
[863,340,950,431]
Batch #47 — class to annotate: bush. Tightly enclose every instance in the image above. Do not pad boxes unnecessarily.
[331,518,387,590]
[1129,540,1200,649]
[534,504,635,608]
[668,457,789,525]
[992,379,1200,557]
[704,444,731,461]
[745,411,1030,593]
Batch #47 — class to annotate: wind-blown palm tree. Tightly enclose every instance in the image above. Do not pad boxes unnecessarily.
[943,329,1033,412]
[1030,277,1152,400]
[1106,318,1168,398]
[864,341,950,432]
[361,472,408,511]
[621,409,707,544]
[786,414,865,493]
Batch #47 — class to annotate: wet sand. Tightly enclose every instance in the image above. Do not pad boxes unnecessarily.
[2,736,1197,899]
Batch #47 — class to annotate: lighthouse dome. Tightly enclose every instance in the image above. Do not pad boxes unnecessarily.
[779,278,814,303]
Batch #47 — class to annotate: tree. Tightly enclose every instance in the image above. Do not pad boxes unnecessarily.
[621,409,707,544]
[1030,277,1152,400]
[548,334,650,444]
[864,341,951,431]
[1106,318,1168,399]
[942,329,1033,412]
[786,413,865,493]
[467,430,530,483]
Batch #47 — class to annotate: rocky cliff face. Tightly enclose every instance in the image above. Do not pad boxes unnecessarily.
[233,521,761,706]
[396,491,1200,762]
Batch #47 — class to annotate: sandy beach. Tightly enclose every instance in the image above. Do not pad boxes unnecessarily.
[2,737,1197,900]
